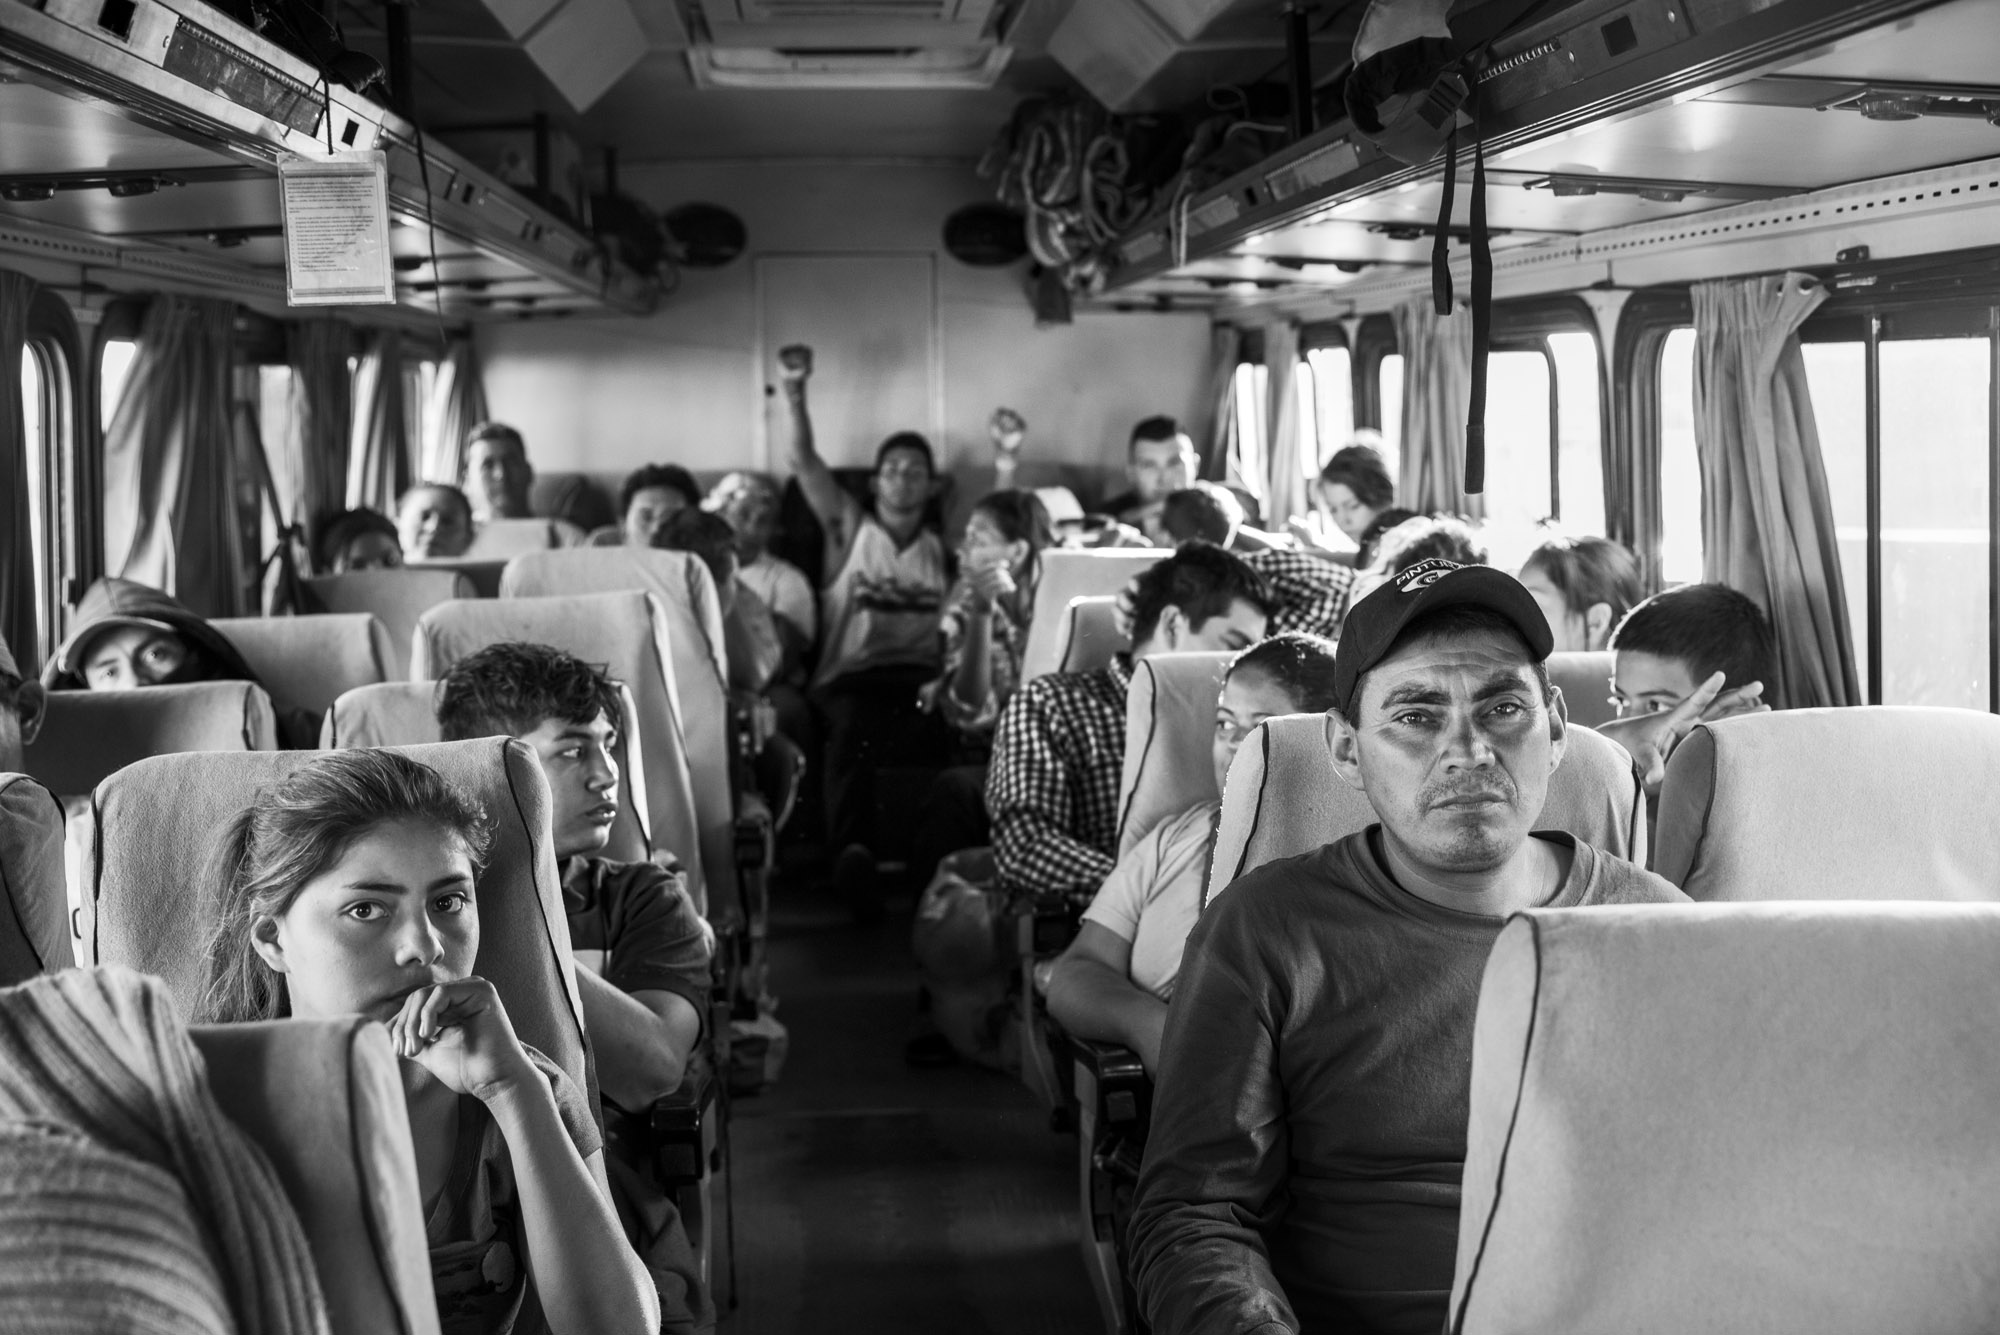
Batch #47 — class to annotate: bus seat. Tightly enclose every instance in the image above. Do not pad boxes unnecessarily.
[1210,714,1646,903]
[1452,901,2000,1334]
[1653,707,2000,901]
[323,679,656,865]
[23,681,279,802]
[303,568,477,678]
[1056,597,1129,676]
[0,773,71,983]
[406,557,508,598]
[531,471,616,535]
[497,551,746,937]
[1022,550,1167,683]
[81,739,590,1105]
[1117,652,1231,856]
[410,592,716,924]
[190,1018,438,1335]
[210,614,395,718]
[464,517,581,559]
[1035,486,1085,527]
[1547,651,1617,730]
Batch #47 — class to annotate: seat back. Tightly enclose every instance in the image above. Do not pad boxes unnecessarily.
[1210,715,1645,901]
[22,682,279,801]
[0,773,71,984]
[191,1019,438,1335]
[210,614,396,718]
[323,680,655,864]
[464,517,570,559]
[1116,652,1231,856]
[82,739,589,1101]
[1547,651,1616,730]
[411,591,714,921]
[1022,549,1166,682]
[303,568,477,678]
[1452,901,2000,1334]
[406,557,508,597]
[1055,596,1128,675]
[499,550,735,921]
[1654,707,2000,901]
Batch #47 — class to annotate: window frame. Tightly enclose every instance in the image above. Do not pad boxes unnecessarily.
[1489,295,1603,531]
[24,289,85,662]
[1297,320,1354,479]
[1612,288,1694,592]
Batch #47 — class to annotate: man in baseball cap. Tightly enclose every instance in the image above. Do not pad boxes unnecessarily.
[1130,560,1685,1335]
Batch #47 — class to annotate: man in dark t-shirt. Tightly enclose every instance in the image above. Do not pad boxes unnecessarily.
[1128,561,1688,1335]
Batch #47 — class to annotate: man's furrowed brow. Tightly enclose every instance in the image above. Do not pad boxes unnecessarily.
[1379,682,1451,707]
[1472,668,1539,700]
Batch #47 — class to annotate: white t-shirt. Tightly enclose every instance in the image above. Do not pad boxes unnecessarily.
[1081,802,1219,1002]
[739,552,817,649]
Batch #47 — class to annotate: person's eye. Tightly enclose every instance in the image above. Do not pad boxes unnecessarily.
[1394,710,1437,728]
[1646,699,1674,715]
[433,892,469,914]
[343,902,385,922]
[1487,701,1525,720]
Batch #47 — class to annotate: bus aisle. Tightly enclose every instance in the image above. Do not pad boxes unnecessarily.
[718,885,1098,1335]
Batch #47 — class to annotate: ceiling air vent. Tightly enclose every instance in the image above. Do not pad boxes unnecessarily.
[695,0,1000,48]
[685,41,1010,88]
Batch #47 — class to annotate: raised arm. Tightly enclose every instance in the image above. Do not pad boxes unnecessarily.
[776,345,859,558]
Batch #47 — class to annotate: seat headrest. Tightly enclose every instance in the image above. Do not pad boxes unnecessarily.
[302,569,475,678]
[1056,597,1129,676]
[1022,549,1167,682]
[1211,714,1645,902]
[23,682,279,800]
[191,1019,437,1335]
[463,518,568,560]
[1546,651,1616,730]
[405,557,506,597]
[0,773,71,984]
[500,547,728,689]
[210,614,395,718]
[1453,901,2000,1333]
[83,738,588,1105]
[1117,652,1231,855]
[1654,706,2000,901]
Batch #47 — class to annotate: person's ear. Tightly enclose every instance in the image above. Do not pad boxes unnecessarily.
[1327,710,1368,792]
[1004,537,1029,570]
[15,682,45,747]
[1583,602,1615,650]
[249,915,288,975]
[1546,682,1569,773]
[1153,604,1188,651]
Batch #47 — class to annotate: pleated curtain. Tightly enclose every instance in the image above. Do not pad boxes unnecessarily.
[1261,321,1310,528]
[1394,298,1483,519]
[1691,273,1860,709]
[0,271,37,667]
[425,338,488,486]
[284,318,353,537]
[1201,324,1242,484]
[102,294,246,618]
[346,329,408,514]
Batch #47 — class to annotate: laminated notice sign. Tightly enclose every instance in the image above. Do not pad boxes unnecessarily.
[279,151,396,306]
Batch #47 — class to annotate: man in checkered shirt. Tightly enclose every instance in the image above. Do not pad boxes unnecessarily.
[1161,484,1358,640]
[987,544,1273,906]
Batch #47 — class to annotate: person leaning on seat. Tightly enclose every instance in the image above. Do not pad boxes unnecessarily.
[1159,483,1357,640]
[1126,560,1689,1335]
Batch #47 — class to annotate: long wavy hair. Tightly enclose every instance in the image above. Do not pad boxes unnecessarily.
[199,750,491,1023]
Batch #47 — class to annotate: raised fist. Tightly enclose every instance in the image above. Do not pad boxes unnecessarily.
[777,345,813,381]
[988,407,1026,455]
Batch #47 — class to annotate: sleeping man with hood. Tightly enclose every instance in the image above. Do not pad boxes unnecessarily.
[42,579,320,749]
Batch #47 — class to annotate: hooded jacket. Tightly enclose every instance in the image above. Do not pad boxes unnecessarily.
[43,579,258,692]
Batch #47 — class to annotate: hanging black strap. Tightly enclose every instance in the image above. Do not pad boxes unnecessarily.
[1432,121,1458,316]
[1465,84,1491,496]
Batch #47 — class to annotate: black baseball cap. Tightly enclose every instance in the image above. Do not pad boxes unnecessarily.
[1332,559,1554,713]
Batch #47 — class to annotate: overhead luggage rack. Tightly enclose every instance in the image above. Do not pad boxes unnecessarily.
[0,0,661,317]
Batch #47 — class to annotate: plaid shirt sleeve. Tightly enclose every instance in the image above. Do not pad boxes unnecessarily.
[1249,549,1356,640]
[986,672,1125,903]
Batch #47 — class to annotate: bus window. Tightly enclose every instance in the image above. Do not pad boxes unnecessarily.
[1378,353,1404,457]
[99,338,138,431]
[1231,360,1268,501]
[1550,330,1604,536]
[1303,344,1353,474]
[1802,340,1868,701]
[1657,327,1702,585]
[20,347,49,649]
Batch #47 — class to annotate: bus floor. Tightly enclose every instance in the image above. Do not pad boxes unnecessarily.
[715,885,1100,1335]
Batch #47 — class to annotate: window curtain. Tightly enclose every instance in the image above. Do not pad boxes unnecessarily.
[1201,324,1242,484]
[102,294,245,618]
[286,319,353,532]
[1394,298,1483,520]
[347,329,408,513]
[1261,321,1309,528]
[0,270,36,667]
[424,338,487,485]
[1691,273,1859,709]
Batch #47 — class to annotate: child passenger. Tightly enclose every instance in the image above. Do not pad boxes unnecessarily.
[932,489,1052,737]
[198,749,662,1335]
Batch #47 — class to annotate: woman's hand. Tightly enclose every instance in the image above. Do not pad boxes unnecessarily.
[388,977,538,1103]
[963,562,1016,613]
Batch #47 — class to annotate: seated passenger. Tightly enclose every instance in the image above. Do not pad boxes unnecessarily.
[198,749,663,1335]
[397,483,476,561]
[1519,531,1645,652]
[1046,632,1338,1073]
[1160,483,1356,639]
[615,465,702,549]
[653,508,787,696]
[1599,582,1774,800]
[0,636,47,772]
[463,424,586,546]
[933,489,1052,736]
[707,471,816,658]
[1099,416,1200,546]
[1315,438,1419,568]
[988,543,1270,908]
[41,577,318,749]
[311,506,402,574]
[1351,513,1487,599]
[1128,561,1688,1335]
[778,344,951,907]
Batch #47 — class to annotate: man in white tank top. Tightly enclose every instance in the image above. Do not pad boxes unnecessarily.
[778,346,951,920]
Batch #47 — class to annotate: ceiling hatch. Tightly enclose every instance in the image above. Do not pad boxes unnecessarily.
[686,0,1012,87]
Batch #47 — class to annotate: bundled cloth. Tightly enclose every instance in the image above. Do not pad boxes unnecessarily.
[0,966,328,1335]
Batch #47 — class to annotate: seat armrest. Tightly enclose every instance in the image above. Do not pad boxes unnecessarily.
[1014,898,1082,958]
[1062,1034,1153,1131]
[643,1060,719,1187]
